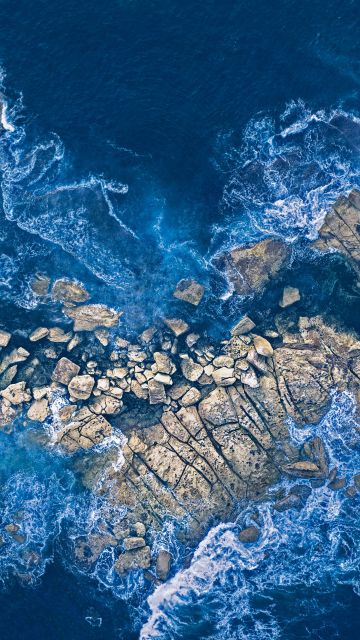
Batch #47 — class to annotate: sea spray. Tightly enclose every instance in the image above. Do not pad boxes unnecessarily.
[140,392,360,639]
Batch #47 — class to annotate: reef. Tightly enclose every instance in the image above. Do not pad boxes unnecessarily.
[0,191,360,583]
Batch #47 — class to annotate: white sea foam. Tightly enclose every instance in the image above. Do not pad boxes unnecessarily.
[212,100,360,255]
[141,392,360,639]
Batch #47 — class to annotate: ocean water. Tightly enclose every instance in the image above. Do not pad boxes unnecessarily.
[0,0,360,637]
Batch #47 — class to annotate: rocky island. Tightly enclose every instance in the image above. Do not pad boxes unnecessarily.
[0,191,360,584]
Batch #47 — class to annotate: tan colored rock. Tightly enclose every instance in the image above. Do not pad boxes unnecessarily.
[136,327,154,345]
[52,357,80,385]
[173,278,204,306]
[48,327,73,343]
[156,550,172,581]
[240,368,259,388]
[115,546,151,574]
[279,286,301,308]
[30,273,50,296]
[27,398,49,422]
[313,190,360,276]
[29,327,49,342]
[217,238,289,296]
[154,352,173,374]
[231,316,255,336]
[94,329,109,346]
[52,279,90,304]
[90,394,122,415]
[64,304,121,332]
[33,386,49,400]
[253,335,274,357]
[154,373,172,385]
[283,461,323,478]
[67,334,82,352]
[130,379,148,400]
[180,387,201,407]
[68,375,95,400]
[58,404,77,423]
[164,318,189,337]
[148,379,166,404]
[181,358,203,382]
[123,536,146,551]
[213,355,234,368]
[0,400,18,428]
[1,382,31,405]
[0,347,30,375]
[212,367,235,386]
[97,378,110,392]
[0,330,11,347]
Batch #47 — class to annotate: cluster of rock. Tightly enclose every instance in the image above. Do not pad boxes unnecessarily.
[1,191,360,579]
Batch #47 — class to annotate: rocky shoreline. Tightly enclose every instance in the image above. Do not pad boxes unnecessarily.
[0,191,360,583]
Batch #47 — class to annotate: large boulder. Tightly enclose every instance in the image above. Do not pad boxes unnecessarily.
[216,238,289,296]
[51,278,90,304]
[313,189,360,277]
[64,304,121,332]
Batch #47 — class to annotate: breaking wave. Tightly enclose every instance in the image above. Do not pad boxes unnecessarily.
[141,392,360,639]
[212,100,360,250]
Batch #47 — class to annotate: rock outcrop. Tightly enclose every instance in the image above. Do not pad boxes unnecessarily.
[216,238,289,296]
[314,189,360,276]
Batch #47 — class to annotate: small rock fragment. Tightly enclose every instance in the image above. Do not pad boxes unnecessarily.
[48,327,73,343]
[30,273,50,296]
[253,335,274,357]
[29,327,49,342]
[0,330,11,347]
[148,379,166,404]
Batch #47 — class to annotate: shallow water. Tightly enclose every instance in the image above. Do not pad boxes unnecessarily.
[0,0,360,637]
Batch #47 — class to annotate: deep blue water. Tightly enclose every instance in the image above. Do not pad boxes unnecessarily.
[0,0,360,637]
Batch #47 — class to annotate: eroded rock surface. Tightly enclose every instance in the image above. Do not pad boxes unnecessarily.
[314,189,360,275]
[216,238,289,296]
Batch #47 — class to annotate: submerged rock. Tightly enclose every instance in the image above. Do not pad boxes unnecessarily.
[51,278,90,304]
[239,526,260,543]
[279,286,301,308]
[30,273,50,296]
